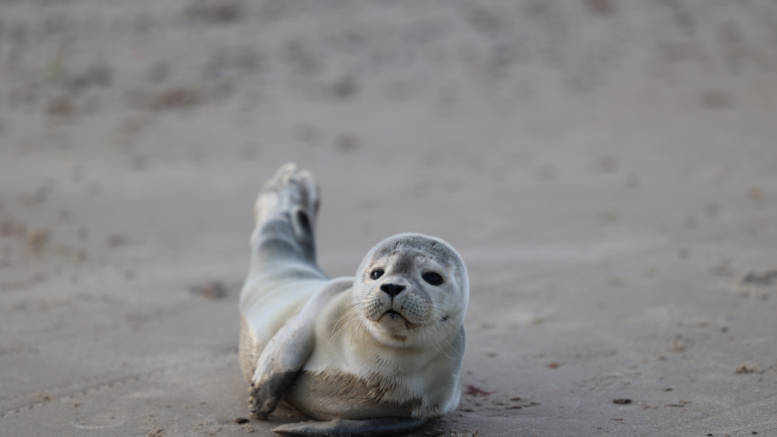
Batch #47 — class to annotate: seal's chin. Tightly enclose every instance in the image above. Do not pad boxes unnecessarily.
[364,308,427,346]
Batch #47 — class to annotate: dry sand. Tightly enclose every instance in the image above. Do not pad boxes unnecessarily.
[1,1,777,436]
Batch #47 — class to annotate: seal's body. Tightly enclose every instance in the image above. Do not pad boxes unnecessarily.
[239,164,468,437]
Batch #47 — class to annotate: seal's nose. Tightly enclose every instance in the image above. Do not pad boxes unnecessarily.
[380,283,405,298]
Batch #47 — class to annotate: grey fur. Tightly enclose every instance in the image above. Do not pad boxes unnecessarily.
[238,164,469,437]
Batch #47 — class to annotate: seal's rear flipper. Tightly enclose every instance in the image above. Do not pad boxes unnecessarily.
[273,417,427,437]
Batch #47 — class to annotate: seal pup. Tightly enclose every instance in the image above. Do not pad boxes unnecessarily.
[239,163,469,437]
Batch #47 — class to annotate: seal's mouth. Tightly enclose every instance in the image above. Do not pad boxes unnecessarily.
[381,309,407,321]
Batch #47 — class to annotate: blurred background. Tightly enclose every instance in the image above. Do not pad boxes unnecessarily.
[1,1,776,436]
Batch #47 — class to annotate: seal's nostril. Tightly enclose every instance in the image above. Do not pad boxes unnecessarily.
[380,283,405,297]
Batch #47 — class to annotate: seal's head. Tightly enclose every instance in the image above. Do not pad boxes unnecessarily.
[352,233,469,349]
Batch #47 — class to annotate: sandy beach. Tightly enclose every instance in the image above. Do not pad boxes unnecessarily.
[2,1,777,436]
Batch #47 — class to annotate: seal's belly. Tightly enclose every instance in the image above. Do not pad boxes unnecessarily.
[283,370,418,421]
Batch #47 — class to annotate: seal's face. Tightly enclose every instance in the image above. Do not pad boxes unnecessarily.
[352,233,469,349]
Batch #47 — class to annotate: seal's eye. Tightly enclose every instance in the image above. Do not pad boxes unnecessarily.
[422,272,444,286]
[370,269,384,280]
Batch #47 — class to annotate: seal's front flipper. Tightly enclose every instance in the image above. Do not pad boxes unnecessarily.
[249,278,353,420]
[249,319,311,420]
[273,417,427,437]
